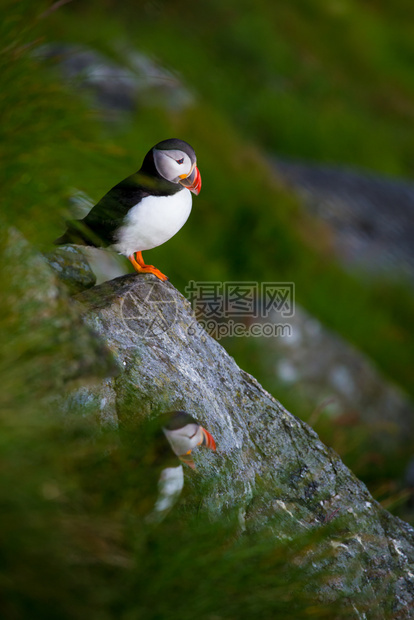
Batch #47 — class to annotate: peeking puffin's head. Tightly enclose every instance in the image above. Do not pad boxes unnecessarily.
[162,411,216,469]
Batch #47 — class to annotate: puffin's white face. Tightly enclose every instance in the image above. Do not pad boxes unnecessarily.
[162,415,216,470]
[163,423,203,456]
[153,148,194,184]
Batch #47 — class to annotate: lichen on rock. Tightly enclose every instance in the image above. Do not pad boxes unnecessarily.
[75,272,414,617]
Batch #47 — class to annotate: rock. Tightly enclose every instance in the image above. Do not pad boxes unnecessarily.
[38,44,194,119]
[76,273,414,616]
[3,228,116,389]
[45,245,97,294]
[46,243,129,291]
[262,304,414,452]
[273,159,414,283]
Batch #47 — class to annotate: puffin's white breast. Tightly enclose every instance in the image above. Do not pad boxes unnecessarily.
[112,188,192,257]
[153,465,184,514]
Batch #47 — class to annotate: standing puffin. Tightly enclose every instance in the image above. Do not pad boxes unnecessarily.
[149,411,216,521]
[55,138,201,281]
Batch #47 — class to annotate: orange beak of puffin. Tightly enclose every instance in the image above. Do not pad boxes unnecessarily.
[199,426,216,451]
[179,164,202,195]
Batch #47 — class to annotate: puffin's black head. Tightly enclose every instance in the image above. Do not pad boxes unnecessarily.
[142,138,201,195]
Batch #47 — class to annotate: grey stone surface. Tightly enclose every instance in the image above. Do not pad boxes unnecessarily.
[5,228,116,386]
[76,273,414,617]
[273,159,414,283]
[45,245,97,294]
[39,44,194,118]
[264,304,414,451]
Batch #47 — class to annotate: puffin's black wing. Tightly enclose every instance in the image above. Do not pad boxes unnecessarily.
[80,175,151,246]
[55,173,150,248]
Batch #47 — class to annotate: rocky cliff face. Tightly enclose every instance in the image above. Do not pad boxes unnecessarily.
[75,273,414,618]
[262,304,414,453]
[273,159,414,283]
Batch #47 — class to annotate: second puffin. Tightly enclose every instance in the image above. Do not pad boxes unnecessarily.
[55,138,201,281]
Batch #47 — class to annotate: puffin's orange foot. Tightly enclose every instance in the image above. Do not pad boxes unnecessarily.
[178,451,196,469]
[128,254,168,281]
[141,265,168,282]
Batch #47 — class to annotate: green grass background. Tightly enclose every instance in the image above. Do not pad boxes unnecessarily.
[1,0,414,616]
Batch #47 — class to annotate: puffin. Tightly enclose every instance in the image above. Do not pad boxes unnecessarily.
[149,411,216,521]
[54,138,201,281]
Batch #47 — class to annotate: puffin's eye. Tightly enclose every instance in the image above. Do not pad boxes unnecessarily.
[176,158,184,164]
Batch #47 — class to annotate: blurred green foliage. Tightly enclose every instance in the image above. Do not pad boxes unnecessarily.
[1,0,414,615]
